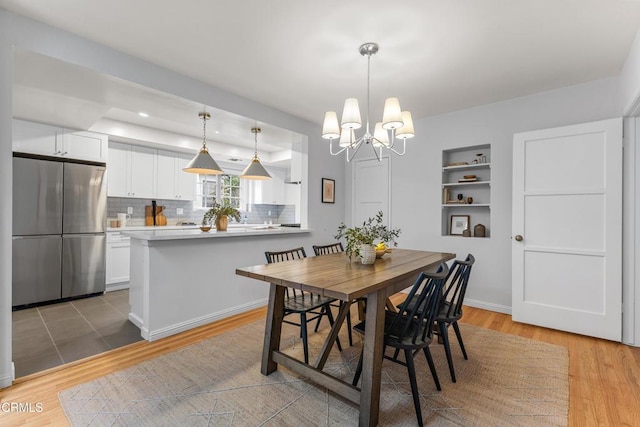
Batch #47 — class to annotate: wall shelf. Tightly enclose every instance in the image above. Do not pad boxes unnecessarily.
[442,144,491,237]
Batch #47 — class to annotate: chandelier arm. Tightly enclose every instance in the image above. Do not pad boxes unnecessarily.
[346,138,366,162]
[329,139,349,156]
[387,139,407,156]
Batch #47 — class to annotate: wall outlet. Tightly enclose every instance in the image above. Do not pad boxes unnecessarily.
[177,208,184,215]
[127,207,133,214]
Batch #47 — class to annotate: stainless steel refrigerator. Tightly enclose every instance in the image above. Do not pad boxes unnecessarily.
[12,156,107,306]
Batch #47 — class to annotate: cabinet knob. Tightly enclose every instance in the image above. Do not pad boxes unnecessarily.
[514,235,523,242]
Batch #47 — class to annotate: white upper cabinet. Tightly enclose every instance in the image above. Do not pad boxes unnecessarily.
[13,119,108,163]
[156,150,195,201]
[108,142,156,198]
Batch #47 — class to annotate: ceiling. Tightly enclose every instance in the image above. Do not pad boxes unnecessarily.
[3,0,640,150]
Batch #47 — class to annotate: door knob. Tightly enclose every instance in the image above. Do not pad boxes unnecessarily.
[514,235,523,241]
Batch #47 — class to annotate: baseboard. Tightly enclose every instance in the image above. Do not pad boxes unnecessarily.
[0,364,14,388]
[105,283,129,292]
[464,298,512,315]
[146,299,268,342]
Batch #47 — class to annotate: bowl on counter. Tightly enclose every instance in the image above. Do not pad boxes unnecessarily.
[199,226,212,232]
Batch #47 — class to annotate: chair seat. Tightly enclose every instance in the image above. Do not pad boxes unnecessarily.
[434,301,463,322]
[353,311,432,349]
[284,294,337,313]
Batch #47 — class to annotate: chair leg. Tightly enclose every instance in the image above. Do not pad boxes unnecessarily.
[439,321,456,383]
[300,312,309,364]
[452,321,468,360]
[352,347,363,386]
[313,305,325,333]
[344,302,354,346]
[422,346,442,391]
[324,304,343,352]
[405,349,424,427]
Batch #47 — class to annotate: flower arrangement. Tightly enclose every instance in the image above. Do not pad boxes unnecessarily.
[334,211,401,259]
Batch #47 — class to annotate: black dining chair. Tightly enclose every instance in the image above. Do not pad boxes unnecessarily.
[399,254,475,383]
[312,242,354,346]
[265,247,342,364]
[352,264,449,427]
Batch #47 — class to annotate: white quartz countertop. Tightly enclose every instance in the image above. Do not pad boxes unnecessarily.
[123,226,310,241]
[107,224,283,232]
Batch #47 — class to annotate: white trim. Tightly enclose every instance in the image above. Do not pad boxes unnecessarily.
[0,364,14,388]
[464,298,512,315]
[144,298,268,342]
[105,283,129,292]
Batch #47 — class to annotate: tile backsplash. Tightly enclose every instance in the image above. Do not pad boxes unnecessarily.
[108,197,297,226]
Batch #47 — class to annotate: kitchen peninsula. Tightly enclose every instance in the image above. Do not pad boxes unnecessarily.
[125,226,311,341]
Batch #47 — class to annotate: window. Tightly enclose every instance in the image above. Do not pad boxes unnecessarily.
[195,174,241,209]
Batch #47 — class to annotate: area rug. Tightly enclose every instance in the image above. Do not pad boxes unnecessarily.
[59,320,568,426]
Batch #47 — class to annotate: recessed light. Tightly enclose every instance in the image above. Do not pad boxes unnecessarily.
[215,131,220,134]
[138,112,149,117]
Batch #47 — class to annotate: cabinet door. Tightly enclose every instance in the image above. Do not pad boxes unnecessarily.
[106,240,131,284]
[156,150,177,200]
[64,131,108,163]
[12,119,60,156]
[176,154,195,200]
[129,146,156,198]
[107,142,130,197]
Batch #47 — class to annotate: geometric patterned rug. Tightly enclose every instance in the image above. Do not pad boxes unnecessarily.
[59,320,568,426]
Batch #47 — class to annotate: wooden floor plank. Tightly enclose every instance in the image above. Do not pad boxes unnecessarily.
[1,303,639,426]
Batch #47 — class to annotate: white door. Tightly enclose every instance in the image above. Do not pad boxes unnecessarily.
[512,118,622,341]
[353,157,390,225]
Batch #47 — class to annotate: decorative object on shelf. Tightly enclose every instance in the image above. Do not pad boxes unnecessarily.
[321,42,414,162]
[322,178,335,203]
[240,127,271,180]
[457,193,464,201]
[467,196,473,204]
[450,215,470,235]
[462,227,471,237]
[335,211,401,262]
[474,223,486,237]
[202,201,241,232]
[183,112,224,175]
[458,176,478,182]
[476,153,487,163]
[446,162,469,167]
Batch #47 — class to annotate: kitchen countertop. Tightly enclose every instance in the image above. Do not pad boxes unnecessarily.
[123,226,310,242]
[107,224,281,232]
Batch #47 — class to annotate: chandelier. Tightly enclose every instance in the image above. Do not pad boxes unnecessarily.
[321,42,415,162]
[183,112,224,175]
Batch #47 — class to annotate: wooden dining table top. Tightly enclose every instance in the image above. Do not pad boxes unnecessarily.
[236,249,456,301]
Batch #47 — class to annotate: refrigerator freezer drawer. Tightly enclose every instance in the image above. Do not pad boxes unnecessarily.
[12,235,62,306]
[62,234,106,298]
[63,163,107,234]
[12,157,63,236]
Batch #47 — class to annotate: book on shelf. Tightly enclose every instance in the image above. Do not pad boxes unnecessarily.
[458,178,478,182]
[443,187,450,204]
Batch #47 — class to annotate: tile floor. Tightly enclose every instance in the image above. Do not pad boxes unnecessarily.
[12,290,142,378]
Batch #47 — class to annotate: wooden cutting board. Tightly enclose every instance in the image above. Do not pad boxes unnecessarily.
[145,205,167,226]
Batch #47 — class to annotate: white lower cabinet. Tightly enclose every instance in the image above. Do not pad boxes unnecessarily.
[106,232,130,291]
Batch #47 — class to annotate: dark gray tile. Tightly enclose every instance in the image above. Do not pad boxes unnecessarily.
[73,299,122,319]
[83,310,127,331]
[14,348,63,378]
[12,307,40,322]
[12,333,57,360]
[96,320,142,349]
[46,317,95,343]
[38,303,81,323]
[12,316,48,338]
[70,295,108,310]
[57,334,111,363]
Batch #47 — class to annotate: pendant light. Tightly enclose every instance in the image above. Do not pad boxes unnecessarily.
[240,127,271,180]
[183,112,224,175]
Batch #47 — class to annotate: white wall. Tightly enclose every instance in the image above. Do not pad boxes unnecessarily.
[620,30,640,115]
[0,8,345,387]
[350,78,621,313]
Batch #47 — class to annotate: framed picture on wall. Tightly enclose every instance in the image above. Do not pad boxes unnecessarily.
[322,178,335,204]
[450,214,470,235]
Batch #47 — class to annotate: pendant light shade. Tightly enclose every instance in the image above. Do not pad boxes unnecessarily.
[240,127,271,180]
[396,111,415,140]
[183,112,224,175]
[322,111,340,140]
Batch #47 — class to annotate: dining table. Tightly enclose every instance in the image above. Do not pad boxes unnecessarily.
[236,248,456,427]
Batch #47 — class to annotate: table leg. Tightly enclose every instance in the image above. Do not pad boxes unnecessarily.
[359,289,386,427]
[262,283,285,375]
[314,300,351,370]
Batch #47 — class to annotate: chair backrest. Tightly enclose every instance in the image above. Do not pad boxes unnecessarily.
[390,263,449,345]
[312,242,344,256]
[440,254,475,319]
[265,247,307,264]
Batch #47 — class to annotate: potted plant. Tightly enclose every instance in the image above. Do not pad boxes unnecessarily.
[334,211,401,264]
[202,201,242,231]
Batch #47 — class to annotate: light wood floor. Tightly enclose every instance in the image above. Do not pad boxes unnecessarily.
[1,303,639,426]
